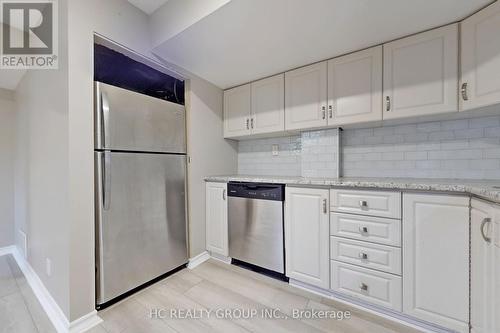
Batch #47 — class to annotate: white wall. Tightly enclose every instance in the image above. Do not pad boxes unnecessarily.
[14,0,70,316]
[66,0,152,322]
[12,0,236,322]
[186,77,237,256]
[0,89,15,248]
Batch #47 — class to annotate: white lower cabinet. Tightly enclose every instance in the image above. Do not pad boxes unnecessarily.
[205,182,228,256]
[285,187,330,289]
[471,198,499,333]
[330,237,402,275]
[331,261,402,311]
[403,193,469,333]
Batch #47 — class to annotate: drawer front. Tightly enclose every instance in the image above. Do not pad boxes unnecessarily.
[331,261,402,311]
[330,237,401,275]
[330,213,401,246]
[330,189,401,219]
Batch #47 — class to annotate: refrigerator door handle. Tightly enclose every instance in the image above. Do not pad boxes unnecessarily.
[101,90,110,148]
[103,151,111,210]
[95,83,110,149]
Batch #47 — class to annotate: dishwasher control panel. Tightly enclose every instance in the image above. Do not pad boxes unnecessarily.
[228,182,285,201]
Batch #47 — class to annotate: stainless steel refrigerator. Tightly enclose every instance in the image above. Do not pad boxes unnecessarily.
[94,82,188,308]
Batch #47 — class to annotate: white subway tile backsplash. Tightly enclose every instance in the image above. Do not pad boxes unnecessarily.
[342,115,500,179]
[237,114,500,180]
[485,127,500,137]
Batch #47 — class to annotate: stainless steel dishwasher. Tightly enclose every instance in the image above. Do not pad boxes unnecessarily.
[228,182,286,280]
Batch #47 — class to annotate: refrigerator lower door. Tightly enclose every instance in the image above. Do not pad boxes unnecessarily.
[95,151,188,306]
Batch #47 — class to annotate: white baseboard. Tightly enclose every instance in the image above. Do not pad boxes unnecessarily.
[187,251,210,269]
[0,245,16,257]
[2,246,102,333]
[209,252,232,264]
[188,250,232,270]
[69,310,102,333]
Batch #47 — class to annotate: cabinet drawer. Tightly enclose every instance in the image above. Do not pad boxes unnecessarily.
[330,213,401,246]
[331,261,402,311]
[330,189,401,219]
[330,237,401,275]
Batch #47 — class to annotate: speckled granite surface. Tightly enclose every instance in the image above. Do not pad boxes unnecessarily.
[204,175,500,204]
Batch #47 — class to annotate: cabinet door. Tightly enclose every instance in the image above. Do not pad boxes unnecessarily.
[251,74,285,135]
[403,193,469,333]
[327,46,383,126]
[471,199,495,333]
[495,238,500,333]
[383,24,458,120]
[224,84,251,138]
[285,187,329,289]
[493,204,500,333]
[205,182,228,256]
[285,62,328,131]
[461,1,500,111]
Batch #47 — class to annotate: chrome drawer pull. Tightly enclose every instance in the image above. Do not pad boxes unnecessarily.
[360,283,368,291]
[359,226,368,234]
[359,200,368,208]
[359,252,368,260]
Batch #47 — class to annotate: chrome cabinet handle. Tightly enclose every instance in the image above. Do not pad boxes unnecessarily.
[103,151,111,210]
[359,200,368,208]
[359,252,368,260]
[481,217,492,243]
[328,105,333,119]
[246,118,250,130]
[323,199,327,214]
[461,83,469,101]
[360,283,368,291]
[223,189,226,201]
[386,96,391,111]
[250,118,254,129]
[322,106,326,120]
[359,226,368,234]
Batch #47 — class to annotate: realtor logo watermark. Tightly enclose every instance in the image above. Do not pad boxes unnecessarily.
[1,0,58,68]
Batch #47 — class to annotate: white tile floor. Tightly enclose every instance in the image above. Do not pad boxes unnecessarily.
[1,255,421,333]
[92,259,420,333]
[0,254,55,333]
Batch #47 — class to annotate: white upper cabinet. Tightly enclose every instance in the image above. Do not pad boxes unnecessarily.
[327,46,383,126]
[224,84,251,138]
[383,24,459,120]
[285,187,330,289]
[285,61,328,131]
[461,1,500,111]
[403,193,469,333]
[251,74,285,135]
[224,75,285,138]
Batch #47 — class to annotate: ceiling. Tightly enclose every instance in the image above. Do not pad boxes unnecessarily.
[152,0,493,89]
[127,0,169,15]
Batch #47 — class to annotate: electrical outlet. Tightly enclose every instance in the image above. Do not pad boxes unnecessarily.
[46,258,52,277]
[272,144,279,156]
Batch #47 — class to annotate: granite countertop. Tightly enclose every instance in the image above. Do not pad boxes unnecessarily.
[204,175,500,204]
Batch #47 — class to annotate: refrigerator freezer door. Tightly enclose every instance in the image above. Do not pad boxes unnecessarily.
[95,151,188,305]
[95,82,186,153]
